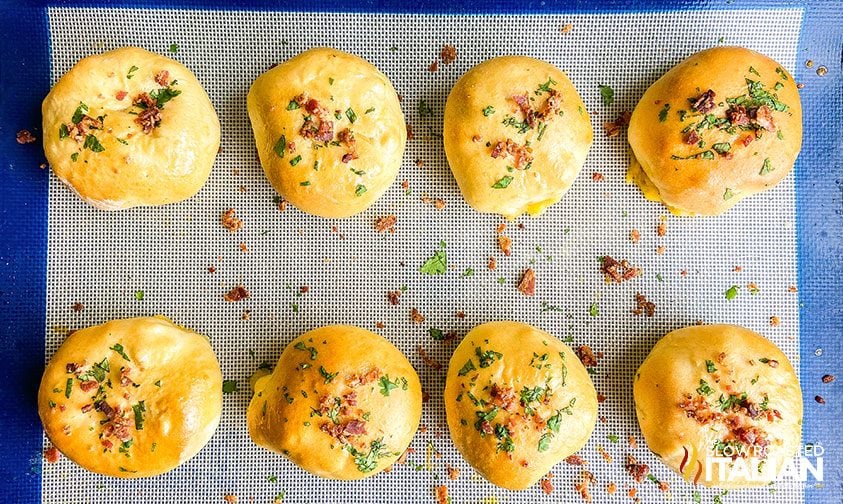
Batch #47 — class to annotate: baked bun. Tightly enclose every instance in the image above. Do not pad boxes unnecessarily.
[443,56,593,219]
[443,321,598,490]
[627,46,802,215]
[37,316,222,478]
[247,325,422,479]
[42,46,220,210]
[247,48,406,218]
[634,324,802,488]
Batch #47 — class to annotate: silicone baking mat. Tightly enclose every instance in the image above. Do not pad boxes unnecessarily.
[40,6,808,504]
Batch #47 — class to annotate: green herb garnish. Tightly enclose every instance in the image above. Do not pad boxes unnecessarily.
[658,103,671,122]
[274,135,286,158]
[132,401,146,430]
[598,84,614,106]
[110,343,131,361]
[492,175,513,189]
[482,105,495,116]
[457,359,476,376]
[345,108,357,123]
[319,366,338,384]
[293,341,318,360]
[355,184,367,197]
[222,380,238,394]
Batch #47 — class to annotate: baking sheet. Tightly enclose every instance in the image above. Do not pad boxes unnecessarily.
[43,7,804,503]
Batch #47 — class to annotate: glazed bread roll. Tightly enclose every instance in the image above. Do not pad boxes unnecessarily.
[42,46,220,210]
[444,321,598,490]
[38,316,223,478]
[628,46,802,215]
[444,56,593,219]
[634,324,802,488]
[248,48,406,218]
[247,325,422,479]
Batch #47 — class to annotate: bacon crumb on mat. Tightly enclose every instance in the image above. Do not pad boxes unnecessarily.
[223,285,250,302]
[625,454,650,482]
[603,110,631,137]
[591,172,604,182]
[387,291,401,305]
[446,464,460,480]
[208,266,217,273]
[487,256,497,270]
[656,245,666,255]
[574,471,596,502]
[787,285,798,293]
[770,316,780,327]
[561,23,574,33]
[434,198,446,210]
[71,302,84,312]
[632,293,656,317]
[541,475,554,494]
[657,220,667,236]
[44,446,60,463]
[498,235,512,256]
[435,485,449,504]
[630,229,640,243]
[600,255,641,283]
[238,243,248,253]
[428,60,439,72]
[517,268,536,296]
[16,129,36,144]
[565,454,586,465]
[576,345,601,368]
[220,208,243,232]
[597,445,612,463]
[417,345,443,370]
[628,435,637,449]
[223,495,237,503]
[440,44,457,64]
[375,321,385,329]
[455,311,465,319]
[410,308,425,324]
[374,215,397,233]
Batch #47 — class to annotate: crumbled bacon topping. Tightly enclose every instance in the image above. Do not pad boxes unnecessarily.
[220,208,243,232]
[132,93,162,134]
[490,138,533,169]
[574,471,596,502]
[387,291,401,305]
[576,345,601,368]
[154,70,170,86]
[417,345,442,369]
[679,394,721,424]
[16,129,36,144]
[223,285,250,302]
[296,94,335,143]
[410,308,425,324]
[726,105,750,126]
[498,235,512,256]
[754,105,776,131]
[691,89,716,113]
[600,255,641,283]
[439,45,457,65]
[115,90,128,101]
[374,215,397,233]
[603,111,631,138]
[428,61,439,72]
[517,268,536,296]
[347,368,382,387]
[625,454,650,482]
[65,115,103,142]
[632,293,656,317]
[337,128,359,162]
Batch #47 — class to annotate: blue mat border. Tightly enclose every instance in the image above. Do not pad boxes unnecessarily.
[0,1,839,502]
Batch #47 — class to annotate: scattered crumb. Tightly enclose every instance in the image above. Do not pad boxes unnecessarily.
[401,179,410,191]
[446,464,460,480]
[632,293,655,317]
[374,215,397,233]
[596,393,606,403]
[223,285,250,302]
[822,374,836,384]
[220,209,243,232]
[770,315,780,327]
[496,223,506,234]
[440,45,457,65]
[428,60,439,72]
[601,255,641,283]
[788,285,798,293]
[208,266,217,273]
[71,302,84,312]
[591,172,604,182]
[607,482,617,494]
[487,256,497,270]
[435,485,449,504]
[498,235,512,256]
[680,269,688,276]
[625,454,650,482]
[628,435,637,449]
[574,471,596,502]
[806,59,814,68]
[816,66,828,77]
[44,446,60,463]
[455,311,465,319]
[517,268,536,296]
[565,455,587,465]
[597,445,612,463]
[274,197,287,212]
[416,158,425,167]
[417,345,442,369]
[387,291,401,305]
[16,129,36,144]
[603,111,631,137]
[541,474,554,494]
[561,23,574,33]
[630,229,640,243]
[576,345,601,367]
[733,266,743,272]
[406,123,414,140]
[223,495,237,503]
[797,82,805,89]
[410,308,425,324]
[241,310,251,321]
[656,221,666,236]
[434,198,446,210]
[375,321,385,329]
[815,395,825,404]
[238,242,249,253]
[656,245,666,255]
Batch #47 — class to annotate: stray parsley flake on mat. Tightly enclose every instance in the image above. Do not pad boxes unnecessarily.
[420,242,447,275]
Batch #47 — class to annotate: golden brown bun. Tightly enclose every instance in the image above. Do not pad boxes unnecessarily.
[634,324,802,488]
[444,56,593,219]
[37,316,222,478]
[628,46,802,215]
[42,46,220,210]
[443,321,598,490]
[247,48,406,218]
[247,325,422,479]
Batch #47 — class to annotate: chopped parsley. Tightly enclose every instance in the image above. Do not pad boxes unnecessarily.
[725,285,740,300]
[347,438,393,473]
[293,341,318,360]
[589,302,599,317]
[607,434,619,443]
[417,100,433,118]
[83,134,105,153]
[149,86,181,108]
[318,366,338,384]
[457,359,476,376]
[775,67,789,81]
[110,343,131,361]
[299,181,311,186]
[274,135,287,158]
[482,105,495,116]
[696,379,714,396]
[364,107,375,114]
[289,155,302,166]
[723,188,735,201]
[70,152,79,162]
[58,124,69,139]
[286,100,301,110]
[760,158,773,175]
[378,375,400,396]
[419,244,447,275]
[475,347,503,368]
[748,66,761,76]
[345,108,357,123]
[598,84,614,106]
[222,380,239,394]
[428,328,445,341]
[355,184,367,197]
[64,378,73,398]
[536,77,557,95]
[658,103,671,122]
[712,142,731,154]
[168,43,179,54]
[492,175,513,189]
[706,360,717,373]
[538,432,552,452]
[126,65,139,79]
[461,267,475,277]
[132,401,146,430]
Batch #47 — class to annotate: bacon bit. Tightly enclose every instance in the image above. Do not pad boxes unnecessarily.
[428,60,439,72]
[517,268,536,296]
[455,310,465,319]
[788,285,798,293]
[691,89,716,113]
[395,447,413,465]
[565,454,587,465]
[274,197,288,212]
[44,446,60,463]
[628,435,638,449]
[601,255,641,283]
[101,439,113,450]
[596,393,606,403]
[679,394,721,424]
[683,129,701,145]
[628,488,637,498]
[446,465,460,480]
[375,321,385,329]
[417,345,442,369]
[224,285,250,302]
[347,368,382,387]
[401,179,410,191]
[630,229,641,243]
[223,495,238,503]
[597,445,612,463]
[16,129,36,144]
[115,90,128,101]
[79,380,98,392]
[415,158,425,167]
[132,93,162,134]
[657,221,667,236]
[656,245,666,255]
[740,134,754,147]
[239,242,249,253]
[154,70,170,86]
[487,256,497,270]
[823,374,836,384]
[625,454,650,482]
[220,208,243,232]
[726,105,750,126]
[770,316,780,327]
[374,215,397,233]
[498,235,512,256]
[337,128,359,162]
[592,172,605,182]
[471,134,481,142]
[603,111,631,137]
[576,345,600,367]
[387,291,401,305]
[490,383,518,412]
[440,45,457,65]
[433,198,446,210]
[754,105,776,131]
[574,471,596,502]
[406,123,413,141]
[541,476,554,494]
[71,302,84,312]
[658,481,670,492]
[297,95,335,142]
[561,23,574,33]
[410,308,425,324]
[607,482,617,494]
[207,266,217,273]
[490,138,533,169]
[764,359,779,368]
[435,485,449,504]
[632,293,656,317]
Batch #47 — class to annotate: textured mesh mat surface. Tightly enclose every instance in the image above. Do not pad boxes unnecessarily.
[43,7,804,504]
